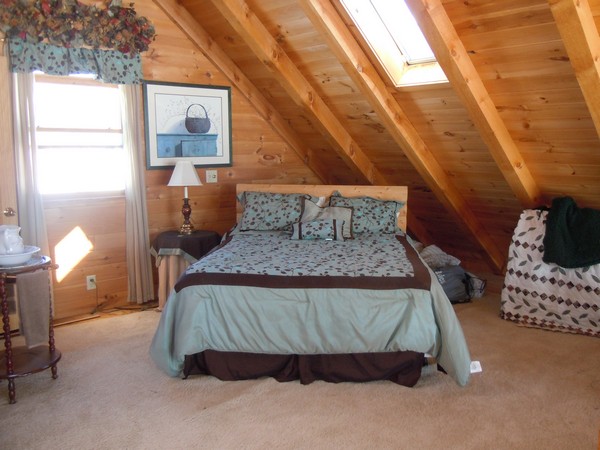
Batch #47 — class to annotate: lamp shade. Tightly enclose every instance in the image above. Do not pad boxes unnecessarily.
[167,161,202,188]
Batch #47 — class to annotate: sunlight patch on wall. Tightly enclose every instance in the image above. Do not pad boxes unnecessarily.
[54,226,94,282]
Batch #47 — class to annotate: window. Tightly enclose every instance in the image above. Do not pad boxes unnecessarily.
[34,75,127,195]
[340,0,447,87]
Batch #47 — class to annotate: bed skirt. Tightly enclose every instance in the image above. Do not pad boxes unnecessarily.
[183,350,427,386]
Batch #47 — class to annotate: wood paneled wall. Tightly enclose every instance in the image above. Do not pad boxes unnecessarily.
[40,0,320,320]
[45,195,128,318]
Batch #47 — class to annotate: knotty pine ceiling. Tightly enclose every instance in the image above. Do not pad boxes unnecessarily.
[155,0,600,274]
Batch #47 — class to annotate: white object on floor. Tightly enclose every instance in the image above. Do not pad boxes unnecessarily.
[470,360,483,373]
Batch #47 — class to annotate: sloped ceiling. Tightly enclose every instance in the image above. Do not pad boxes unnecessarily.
[154,0,600,274]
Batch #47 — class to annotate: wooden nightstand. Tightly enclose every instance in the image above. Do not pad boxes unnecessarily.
[151,230,221,309]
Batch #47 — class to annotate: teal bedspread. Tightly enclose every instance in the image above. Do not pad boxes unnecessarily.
[150,232,471,386]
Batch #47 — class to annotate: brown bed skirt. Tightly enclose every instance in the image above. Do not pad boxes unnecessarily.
[183,350,426,387]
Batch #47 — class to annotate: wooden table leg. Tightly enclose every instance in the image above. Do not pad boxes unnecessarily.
[8,378,15,404]
[1,275,16,403]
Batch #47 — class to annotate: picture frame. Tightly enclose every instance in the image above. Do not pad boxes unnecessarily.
[143,80,232,169]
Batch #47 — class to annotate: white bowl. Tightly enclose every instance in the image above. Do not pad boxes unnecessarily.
[0,246,41,267]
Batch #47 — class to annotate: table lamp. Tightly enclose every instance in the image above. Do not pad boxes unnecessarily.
[167,161,202,235]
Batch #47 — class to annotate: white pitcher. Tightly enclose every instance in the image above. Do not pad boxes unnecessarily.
[0,225,25,255]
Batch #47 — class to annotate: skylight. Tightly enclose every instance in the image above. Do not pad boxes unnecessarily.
[341,0,447,87]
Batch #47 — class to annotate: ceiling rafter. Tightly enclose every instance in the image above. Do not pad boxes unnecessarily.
[207,0,389,186]
[300,0,506,272]
[153,0,333,183]
[548,0,600,140]
[405,0,543,209]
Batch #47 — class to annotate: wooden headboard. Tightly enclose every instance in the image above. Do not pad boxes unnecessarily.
[236,184,408,232]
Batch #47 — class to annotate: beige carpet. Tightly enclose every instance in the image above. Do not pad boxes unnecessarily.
[1,293,598,450]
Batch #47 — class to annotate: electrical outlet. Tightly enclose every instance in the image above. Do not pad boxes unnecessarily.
[86,275,97,290]
[206,169,218,183]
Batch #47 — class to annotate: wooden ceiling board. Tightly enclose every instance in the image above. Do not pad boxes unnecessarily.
[520,141,600,158]
[447,1,552,35]
[495,87,589,108]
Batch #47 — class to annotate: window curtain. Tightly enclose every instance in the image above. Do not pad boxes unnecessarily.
[11,74,153,304]
[120,85,154,304]
[11,72,49,257]
[8,38,142,84]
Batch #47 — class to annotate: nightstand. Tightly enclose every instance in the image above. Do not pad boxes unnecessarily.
[151,230,221,309]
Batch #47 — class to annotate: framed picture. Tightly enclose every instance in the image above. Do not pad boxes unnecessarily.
[143,80,232,169]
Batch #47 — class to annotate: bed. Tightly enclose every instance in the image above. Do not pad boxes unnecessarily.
[150,184,472,386]
[501,207,600,338]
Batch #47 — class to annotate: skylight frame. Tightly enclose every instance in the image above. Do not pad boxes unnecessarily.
[340,0,447,87]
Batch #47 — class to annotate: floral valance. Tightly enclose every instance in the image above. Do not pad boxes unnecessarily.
[8,37,142,84]
[0,0,155,84]
[0,0,155,54]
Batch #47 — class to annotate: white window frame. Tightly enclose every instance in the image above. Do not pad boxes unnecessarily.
[33,74,127,197]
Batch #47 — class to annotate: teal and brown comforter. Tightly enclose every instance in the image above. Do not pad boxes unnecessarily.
[150,232,472,386]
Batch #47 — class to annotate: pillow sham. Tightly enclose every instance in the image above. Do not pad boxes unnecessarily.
[300,197,354,239]
[290,219,344,241]
[239,191,318,231]
[329,192,404,234]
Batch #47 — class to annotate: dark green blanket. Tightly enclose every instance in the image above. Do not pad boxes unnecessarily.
[542,196,600,268]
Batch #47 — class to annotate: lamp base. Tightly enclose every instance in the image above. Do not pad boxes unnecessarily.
[179,197,194,235]
[179,223,194,235]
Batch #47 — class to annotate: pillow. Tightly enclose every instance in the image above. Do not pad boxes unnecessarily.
[290,219,344,241]
[300,197,354,239]
[239,191,317,231]
[329,192,404,235]
[420,245,461,269]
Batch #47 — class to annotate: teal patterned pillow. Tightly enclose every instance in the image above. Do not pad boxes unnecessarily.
[290,219,344,240]
[329,192,403,234]
[239,191,312,231]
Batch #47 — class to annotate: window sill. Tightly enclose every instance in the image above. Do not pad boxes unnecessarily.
[42,190,125,203]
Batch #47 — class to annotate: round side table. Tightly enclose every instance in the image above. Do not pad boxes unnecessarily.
[0,256,61,404]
